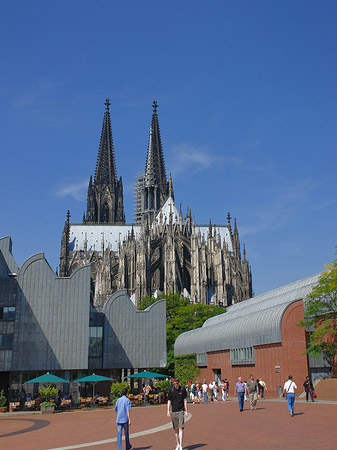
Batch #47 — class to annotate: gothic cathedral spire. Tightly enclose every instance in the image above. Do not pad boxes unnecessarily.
[143,100,169,221]
[86,98,125,224]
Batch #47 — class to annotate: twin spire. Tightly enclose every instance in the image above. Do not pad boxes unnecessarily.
[144,100,168,192]
[143,100,170,220]
[86,98,124,224]
[94,97,117,187]
[86,98,171,224]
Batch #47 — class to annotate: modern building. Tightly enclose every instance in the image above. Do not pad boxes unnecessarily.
[60,99,252,307]
[174,273,334,397]
[0,236,166,395]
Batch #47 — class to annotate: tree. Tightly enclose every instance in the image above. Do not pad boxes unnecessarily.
[139,293,225,374]
[175,354,200,386]
[299,247,337,375]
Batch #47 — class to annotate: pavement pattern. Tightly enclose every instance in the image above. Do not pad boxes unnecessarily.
[0,398,336,450]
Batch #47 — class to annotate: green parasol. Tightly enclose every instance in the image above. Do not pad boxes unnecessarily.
[73,373,114,397]
[25,372,69,384]
[125,371,167,378]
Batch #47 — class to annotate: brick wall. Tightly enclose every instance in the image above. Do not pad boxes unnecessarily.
[196,300,308,397]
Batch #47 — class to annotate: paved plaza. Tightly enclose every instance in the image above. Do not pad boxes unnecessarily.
[1,399,336,450]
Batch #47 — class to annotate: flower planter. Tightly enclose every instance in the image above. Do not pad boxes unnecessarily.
[0,407,7,413]
[40,405,55,414]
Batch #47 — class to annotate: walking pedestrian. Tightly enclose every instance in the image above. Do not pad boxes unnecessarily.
[201,379,208,403]
[221,379,227,401]
[246,374,259,410]
[208,380,215,401]
[258,378,267,399]
[167,377,188,450]
[114,389,132,450]
[235,377,246,412]
[224,378,229,399]
[198,384,202,403]
[214,382,218,401]
[303,376,315,402]
[283,375,297,417]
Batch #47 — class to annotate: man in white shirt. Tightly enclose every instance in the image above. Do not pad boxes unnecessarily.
[283,375,297,417]
[201,380,208,404]
[208,381,215,401]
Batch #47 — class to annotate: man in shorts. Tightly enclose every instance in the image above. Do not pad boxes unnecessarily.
[246,374,259,410]
[167,378,188,450]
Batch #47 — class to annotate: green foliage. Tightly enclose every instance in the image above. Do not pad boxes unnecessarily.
[0,390,7,408]
[39,385,59,400]
[175,354,200,386]
[110,382,130,399]
[155,380,171,393]
[139,292,225,373]
[298,246,337,357]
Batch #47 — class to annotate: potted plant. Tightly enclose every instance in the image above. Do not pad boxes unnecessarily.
[39,385,58,413]
[0,390,8,413]
[39,401,56,413]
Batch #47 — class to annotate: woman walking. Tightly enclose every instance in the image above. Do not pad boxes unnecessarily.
[303,376,315,402]
[283,375,297,417]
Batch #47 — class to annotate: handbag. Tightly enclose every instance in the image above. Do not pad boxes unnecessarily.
[313,392,317,398]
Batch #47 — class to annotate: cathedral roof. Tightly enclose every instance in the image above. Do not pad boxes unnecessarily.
[69,224,141,252]
[156,196,180,225]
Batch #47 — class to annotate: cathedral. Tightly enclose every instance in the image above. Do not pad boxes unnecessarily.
[60,99,252,307]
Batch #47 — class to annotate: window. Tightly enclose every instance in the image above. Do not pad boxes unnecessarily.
[230,347,255,365]
[89,327,103,357]
[0,307,16,321]
[0,334,14,349]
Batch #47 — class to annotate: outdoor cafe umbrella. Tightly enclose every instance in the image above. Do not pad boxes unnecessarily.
[25,372,69,384]
[73,373,114,397]
[125,371,167,378]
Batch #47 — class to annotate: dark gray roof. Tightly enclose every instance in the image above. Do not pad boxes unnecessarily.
[174,273,320,355]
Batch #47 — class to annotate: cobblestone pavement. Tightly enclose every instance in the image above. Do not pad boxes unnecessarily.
[1,399,336,450]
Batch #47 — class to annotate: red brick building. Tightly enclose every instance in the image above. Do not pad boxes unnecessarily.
[174,274,333,397]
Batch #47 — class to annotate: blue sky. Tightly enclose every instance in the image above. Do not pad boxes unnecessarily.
[1,1,336,295]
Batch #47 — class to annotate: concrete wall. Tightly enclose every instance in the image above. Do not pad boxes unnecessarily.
[12,254,91,371]
[0,238,18,371]
[103,289,166,369]
[1,237,167,375]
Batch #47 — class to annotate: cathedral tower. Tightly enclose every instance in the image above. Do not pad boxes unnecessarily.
[142,100,169,222]
[85,98,125,224]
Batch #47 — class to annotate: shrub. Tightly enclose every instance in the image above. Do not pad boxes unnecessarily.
[155,380,171,393]
[110,382,130,400]
[0,390,7,408]
[39,385,59,401]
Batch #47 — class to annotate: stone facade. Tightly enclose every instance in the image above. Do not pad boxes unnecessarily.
[60,100,252,307]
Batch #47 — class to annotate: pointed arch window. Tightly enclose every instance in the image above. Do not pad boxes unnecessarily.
[102,203,109,223]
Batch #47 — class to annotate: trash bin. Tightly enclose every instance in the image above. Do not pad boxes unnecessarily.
[277,385,283,397]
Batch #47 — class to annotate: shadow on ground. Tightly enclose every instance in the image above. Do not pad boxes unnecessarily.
[185,445,207,449]
[0,418,50,438]
[132,447,152,450]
